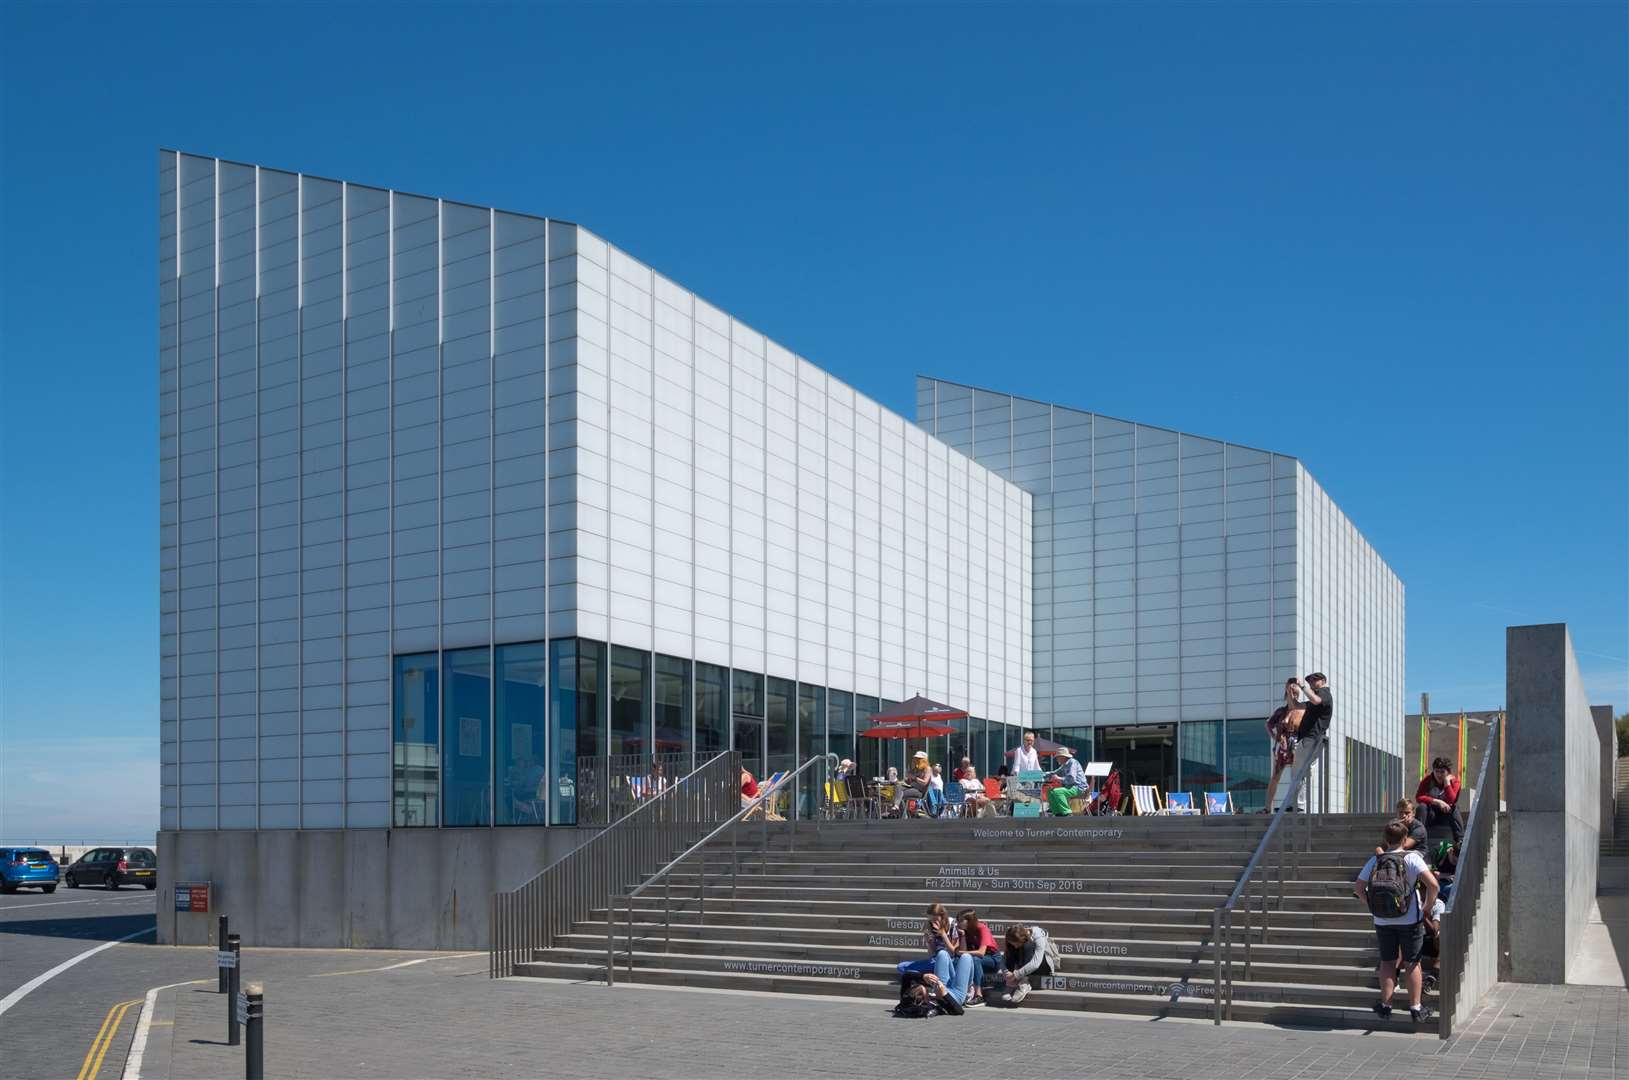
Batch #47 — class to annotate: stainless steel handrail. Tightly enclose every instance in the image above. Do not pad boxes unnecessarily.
[1209,734,1326,1023]
[489,750,740,978]
[1436,713,1500,1039]
[606,752,838,984]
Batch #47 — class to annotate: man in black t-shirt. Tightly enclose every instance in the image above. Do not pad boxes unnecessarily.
[1278,672,1332,811]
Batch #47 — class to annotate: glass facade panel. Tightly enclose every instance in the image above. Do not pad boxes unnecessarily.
[732,670,765,779]
[856,695,881,779]
[442,648,491,827]
[970,717,989,777]
[695,662,729,760]
[392,653,439,827]
[1053,724,1092,763]
[548,638,606,826]
[495,642,548,825]
[1226,717,1271,813]
[827,689,854,767]
[654,655,690,765]
[609,646,650,756]
[767,676,795,777]
[1177,719,1224,797]
[732,670,764,718]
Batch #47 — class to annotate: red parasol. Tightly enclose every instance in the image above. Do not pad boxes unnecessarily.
[860,717,957,740]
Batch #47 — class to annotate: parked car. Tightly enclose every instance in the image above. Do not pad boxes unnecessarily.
[0,848,61,893]
[64,847,158,890]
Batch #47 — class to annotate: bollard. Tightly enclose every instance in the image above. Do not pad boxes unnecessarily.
[217,915,230,992]
[243,982,264,1080]
[225,933,241,1046]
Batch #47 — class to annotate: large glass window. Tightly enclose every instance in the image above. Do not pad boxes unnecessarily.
[1226,717,1271,813]
[767,677,795,778]
[949,715,970,777]
[856,695,881,779]
[392,653,439,827]
[549,639,606,826]
[971,717,989,778]
[609,646,650,757]
[1178,720,1224,798]
[827,689,854,769]
[442,648,492,827]
[695,662,728,760]
[654,655,690,766]
[732,670,765,779]
[495,643,548,825]
[1054,725,1093,765]
[797,684,825,765]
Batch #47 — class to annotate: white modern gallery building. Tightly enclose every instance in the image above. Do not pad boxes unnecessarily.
[158,151,1403,943]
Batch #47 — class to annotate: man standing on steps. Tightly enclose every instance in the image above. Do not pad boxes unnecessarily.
[1354,820,1439,1024]
[1278,673,1332,812]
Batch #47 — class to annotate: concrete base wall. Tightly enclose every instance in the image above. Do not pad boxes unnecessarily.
[1505,624,1604,983]
[1455,821,1500,1025]
[1592,706,1616,842]
[158,827,599,950]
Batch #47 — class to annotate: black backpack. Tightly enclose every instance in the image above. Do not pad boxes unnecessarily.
[893,972,941,1018]
[1366,851,1413,920]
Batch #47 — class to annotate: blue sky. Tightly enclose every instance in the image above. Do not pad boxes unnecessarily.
[2,3,1624,838]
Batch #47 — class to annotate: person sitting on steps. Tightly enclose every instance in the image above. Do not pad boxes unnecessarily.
[997,923,1061,1006]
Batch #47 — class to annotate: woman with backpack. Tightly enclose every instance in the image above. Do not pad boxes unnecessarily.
[997,923,1061,1005]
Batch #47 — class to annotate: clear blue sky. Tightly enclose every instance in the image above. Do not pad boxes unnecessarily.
[2,3,1624,838]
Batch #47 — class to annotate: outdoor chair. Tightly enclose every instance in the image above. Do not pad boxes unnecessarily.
[1130,785,1166,816]
[844,774,878,819]
[942,783,967,818]
[1204,791,1235,815]
[1164,791,1200,816]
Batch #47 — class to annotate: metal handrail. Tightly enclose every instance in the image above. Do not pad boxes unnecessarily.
[607,752,838,984]
[1210,734,1327,1023]
[1436,712,1501,1039]
[489,750,740,978]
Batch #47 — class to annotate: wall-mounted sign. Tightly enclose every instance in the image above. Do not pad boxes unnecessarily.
[174,881,210,913]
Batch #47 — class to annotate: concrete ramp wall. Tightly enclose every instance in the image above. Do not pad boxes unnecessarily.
[1505,623,1604,983]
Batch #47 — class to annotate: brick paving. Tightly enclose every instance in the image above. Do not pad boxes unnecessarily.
[140,956,1628,1080]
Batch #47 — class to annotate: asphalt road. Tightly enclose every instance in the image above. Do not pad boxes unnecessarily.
[0,887,486,1080]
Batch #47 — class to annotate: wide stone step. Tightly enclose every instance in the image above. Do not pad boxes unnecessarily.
[743,846,1370,865]
[567,917,1380,958]
[595,895,1377,929]
[553,931,1380,980]
[624,882,1368,911]
[716,858,1352,879]
[512,957,1433,1034]
[668,870,1359,895]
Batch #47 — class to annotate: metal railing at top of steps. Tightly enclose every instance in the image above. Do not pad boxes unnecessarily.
[1436,712,1501,1040]
[489,750,740,978]
[1210,734,1327,1024]
[607,753,838,985]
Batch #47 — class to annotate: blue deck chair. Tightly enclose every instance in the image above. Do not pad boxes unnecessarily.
[1204,791,1234,815]
[941,783,966,818]
[1164,791,1199,816]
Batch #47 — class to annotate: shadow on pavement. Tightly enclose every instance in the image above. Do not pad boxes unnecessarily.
[0,912,155,942]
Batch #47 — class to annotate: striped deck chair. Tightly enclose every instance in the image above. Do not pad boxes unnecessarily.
[1130,785,1166,816]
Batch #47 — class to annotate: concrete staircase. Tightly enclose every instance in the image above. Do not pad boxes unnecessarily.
[516,813,1439,1031]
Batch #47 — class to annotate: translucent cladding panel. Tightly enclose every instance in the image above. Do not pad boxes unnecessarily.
[654,655,690,765]
[694,662,728,759]
[609,646,649,756]
[766,676,795,776]
[1178,720,1224,795]
[495,642,548,825]
[827,689,854,767]
[1226,717,1271,812]
[392,653,439,826]
[855,695,881,779]
[442,647,492,826]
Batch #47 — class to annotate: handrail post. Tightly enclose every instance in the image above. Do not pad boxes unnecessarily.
[1211,908,1222,1025]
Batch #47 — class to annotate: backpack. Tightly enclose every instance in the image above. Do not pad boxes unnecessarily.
[893,973,942,1018]
[1366,851,1414,920]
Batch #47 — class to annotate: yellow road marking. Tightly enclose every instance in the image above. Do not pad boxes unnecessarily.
[76,997,140,1080]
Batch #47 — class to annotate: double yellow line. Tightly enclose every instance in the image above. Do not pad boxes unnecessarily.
[76,997,142,1080]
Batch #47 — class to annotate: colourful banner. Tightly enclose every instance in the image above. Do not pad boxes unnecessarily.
[1457,712,1467,779]
[1419,712,1430,779]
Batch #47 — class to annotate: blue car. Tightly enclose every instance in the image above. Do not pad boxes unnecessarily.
[0,848,61,894]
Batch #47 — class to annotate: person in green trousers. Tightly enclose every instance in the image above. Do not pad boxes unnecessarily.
[1046,746,1088,816]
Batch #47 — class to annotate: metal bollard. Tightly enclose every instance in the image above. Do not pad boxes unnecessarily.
[225,933,241,1046]
[243,983,264,1080]
[217,915,230,992]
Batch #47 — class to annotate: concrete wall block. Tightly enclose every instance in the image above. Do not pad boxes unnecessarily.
[256,830,301,945]
[296,830,348,947]
[344,829,390,947]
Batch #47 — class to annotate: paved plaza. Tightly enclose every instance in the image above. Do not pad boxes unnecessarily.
[135,951,1627,1080]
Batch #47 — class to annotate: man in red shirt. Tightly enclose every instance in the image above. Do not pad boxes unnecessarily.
[1415,757,1463,847]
